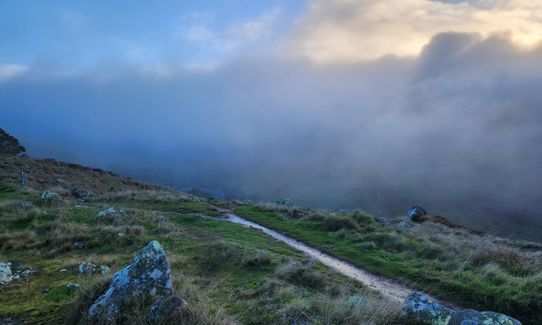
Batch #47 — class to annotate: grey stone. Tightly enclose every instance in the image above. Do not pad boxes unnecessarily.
[96,207,126,218]
[100,265,111,275]
[79,262,96,276]
[71,187,96,202]
[145,296,188,323]
[72,241,86,250]
[67,282,80,292]
[401,292,522,325]
[407,206,428,223]
[401,292,454,324]
[0,262,13,285]
[10,200,33,209]
[87,241,173,319]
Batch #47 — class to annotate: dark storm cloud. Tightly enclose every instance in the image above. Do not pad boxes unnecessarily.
[1,33,541,239]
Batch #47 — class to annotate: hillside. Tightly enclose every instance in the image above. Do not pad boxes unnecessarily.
[0,133,540,324]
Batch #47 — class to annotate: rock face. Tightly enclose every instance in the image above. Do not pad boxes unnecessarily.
[0,262,13,284]
[0,129,25,155]
[401,292,522,325]
[87,241,174,319]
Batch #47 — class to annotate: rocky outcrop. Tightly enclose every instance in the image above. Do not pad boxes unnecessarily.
[406,206,428,223]
[401,292,522,325]
[87,241,178,320]
[0,129,25,156]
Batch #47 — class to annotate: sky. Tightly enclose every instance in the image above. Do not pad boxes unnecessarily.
[1,0,542,240]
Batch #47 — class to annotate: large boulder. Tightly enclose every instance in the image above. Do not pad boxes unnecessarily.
[145,296,188,323]
[87,241,174,319]
[406,206,428,223]
[401,292,522,325]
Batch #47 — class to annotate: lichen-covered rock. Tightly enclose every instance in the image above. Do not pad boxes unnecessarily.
[450,309,522,325]
[87,241,173,319]
[99,265,111,275]
[96,207,126,218]
[401,292,522,325]
[401,292,454,324]
[145,296,188,323]
[39,191,66,206]
[0,262,13,285]
[79,262,96,276]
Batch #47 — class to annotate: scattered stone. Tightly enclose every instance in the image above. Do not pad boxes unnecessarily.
[401,292,522,325]
[71,187,96,202]
[10,200,33,209]
[406,206,428,223]
[72,241,86,250]
[39,191,66,206]
[145,296,188,323]
[274,198,294,207]
[79,262,96,276]
[96,207,126,218]
[0,262,13,285]
[100,265,111,275]
[346,294,367,309]
[67,282,80,292]
[13,268,38,280]
[87,241,174,319]
[59,268,67,273]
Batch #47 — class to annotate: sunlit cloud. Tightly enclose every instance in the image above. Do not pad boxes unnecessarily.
[286,0,542,63]
[0,64,28,82]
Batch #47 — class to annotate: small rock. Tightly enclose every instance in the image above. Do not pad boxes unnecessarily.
[71,187,96,202]
[79,262,96,276]
[346,294,367,309]
[87,241,174,319]
[145,296,188,323]
[274,198,294,207]
[0,262,13,285]
[42,288,50,293]
[67,282,80,291]
[13,268,38,280]
[100,265,111,275]
[10,200,33,209]
[406,206,428,223]
[59,268,67,273]
[39,191,66,206]
[72,241,86,250]
[96,207,126,218]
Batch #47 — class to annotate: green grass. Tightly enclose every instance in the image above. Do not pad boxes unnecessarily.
[234,205,542,324]
[0,198,399,324]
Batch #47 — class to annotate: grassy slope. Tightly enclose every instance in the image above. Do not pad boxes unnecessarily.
[0,184,398,324]
[234,205,542,324]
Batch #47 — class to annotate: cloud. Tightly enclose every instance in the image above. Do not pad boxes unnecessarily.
[1,32,542,239]
[0,64,28,82]
[183,8,281,53]
[286,0,542,63]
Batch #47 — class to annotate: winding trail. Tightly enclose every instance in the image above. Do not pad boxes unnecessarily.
[221,214,439,305]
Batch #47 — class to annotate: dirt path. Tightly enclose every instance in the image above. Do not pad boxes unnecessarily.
[222,214,441,305]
